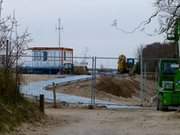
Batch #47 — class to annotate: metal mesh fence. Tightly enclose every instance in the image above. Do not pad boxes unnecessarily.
[1,52,180,108]
[1,54,145,108]
[18,55,94,106]
[141,58,159,106]
[93,57,141,107]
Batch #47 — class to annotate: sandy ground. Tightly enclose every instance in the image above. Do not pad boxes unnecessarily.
[47,75,156,106]
[22,74,155,106]
[9,108,180,135]
[9,74,172,135]
[50,80,141,105]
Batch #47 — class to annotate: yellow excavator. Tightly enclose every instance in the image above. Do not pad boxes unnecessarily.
[117,55,127,73]
[117,54,135,74]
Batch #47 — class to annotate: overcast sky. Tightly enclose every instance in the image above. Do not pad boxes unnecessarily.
[3,0,164,57]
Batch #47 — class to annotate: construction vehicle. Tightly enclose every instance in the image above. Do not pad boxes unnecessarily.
[117,54,135,73]
[156,59,180,111]
[117,55,127,73]
[157,18,180,111]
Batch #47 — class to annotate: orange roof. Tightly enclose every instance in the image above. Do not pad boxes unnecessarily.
[29,47,73,51]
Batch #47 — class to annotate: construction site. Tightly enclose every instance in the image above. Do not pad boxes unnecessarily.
[1,0,180,135]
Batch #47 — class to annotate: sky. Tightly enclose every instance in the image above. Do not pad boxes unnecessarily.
[3,0,164,57]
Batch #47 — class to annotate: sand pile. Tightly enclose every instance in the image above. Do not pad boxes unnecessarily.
[97,76,140,98]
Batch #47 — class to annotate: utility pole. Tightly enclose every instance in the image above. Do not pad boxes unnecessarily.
[13,10,18,37]
[57,18,63,48]
[56,18,63,73]
[12,11,19,93]
[9,10,17,52]
[0,0,3,21]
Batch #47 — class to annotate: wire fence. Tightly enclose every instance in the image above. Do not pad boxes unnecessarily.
[1,54,161,107]
[15,55,142,107]
[140,58,159,106]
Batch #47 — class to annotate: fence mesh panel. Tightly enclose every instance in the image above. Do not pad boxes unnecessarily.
[0,54,147,107]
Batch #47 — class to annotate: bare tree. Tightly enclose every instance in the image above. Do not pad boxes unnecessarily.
[151,0,180,34]
[0,2,31,97]
[112,0,180,35]
[0,14,31,70]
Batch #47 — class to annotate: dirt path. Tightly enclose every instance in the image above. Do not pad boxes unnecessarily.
[47,108,180,135]
[10,108,180,135]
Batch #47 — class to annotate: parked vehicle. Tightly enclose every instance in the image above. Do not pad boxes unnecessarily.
[117,54,135,73]
[157,59,180,111]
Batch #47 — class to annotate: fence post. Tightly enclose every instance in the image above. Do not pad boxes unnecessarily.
[144,63,147,105]
[91,56,94,106]
[39,94,44,113]
[94,56,97,105]
[53,82,57,108]
[140,51,144,106]
[5,40,9,68]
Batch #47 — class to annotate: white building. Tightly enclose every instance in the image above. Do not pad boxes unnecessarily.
[29,47,73,68]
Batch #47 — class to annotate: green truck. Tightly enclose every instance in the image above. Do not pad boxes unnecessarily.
[157,59,180,111]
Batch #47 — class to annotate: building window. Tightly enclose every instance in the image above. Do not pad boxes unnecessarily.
[43,51,48,61]
[33,51,42,61]
[64,51,66,60]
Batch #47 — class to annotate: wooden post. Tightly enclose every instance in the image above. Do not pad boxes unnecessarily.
[5,40,9,68]
[53,82,57,108]
[39,94,44,113]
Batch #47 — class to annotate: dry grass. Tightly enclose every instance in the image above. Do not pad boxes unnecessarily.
[0,70,43,133]
[0,98,43,133]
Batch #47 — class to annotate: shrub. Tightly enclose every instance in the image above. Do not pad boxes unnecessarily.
[0,69,16,96]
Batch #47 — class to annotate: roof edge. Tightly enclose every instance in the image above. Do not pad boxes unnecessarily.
[28,47,73,51]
